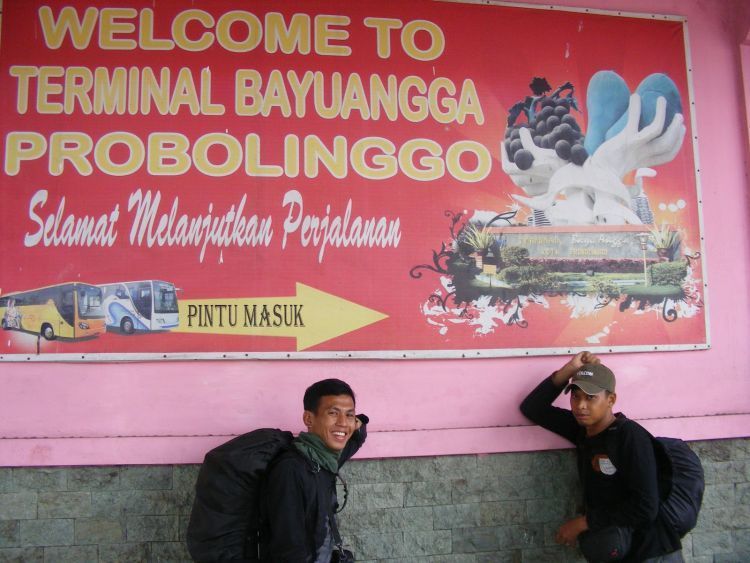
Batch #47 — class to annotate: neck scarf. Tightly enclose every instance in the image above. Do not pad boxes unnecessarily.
[294,432,340,474]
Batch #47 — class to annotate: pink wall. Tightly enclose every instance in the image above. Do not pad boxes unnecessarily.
[2,0,750,466]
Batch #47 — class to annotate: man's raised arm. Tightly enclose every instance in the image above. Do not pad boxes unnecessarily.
[519,351,600,444]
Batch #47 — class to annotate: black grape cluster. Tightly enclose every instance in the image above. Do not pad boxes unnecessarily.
[504,97,587,171]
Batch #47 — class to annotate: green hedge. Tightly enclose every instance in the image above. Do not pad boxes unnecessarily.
[500,246,530,267]
[649,260,687,286]
[534,258,657,273]
[499,264,563,294]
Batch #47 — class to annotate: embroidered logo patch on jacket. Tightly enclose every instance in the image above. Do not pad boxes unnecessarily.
[592,454,617,475]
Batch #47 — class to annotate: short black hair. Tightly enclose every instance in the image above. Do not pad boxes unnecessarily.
[303,379,355,412]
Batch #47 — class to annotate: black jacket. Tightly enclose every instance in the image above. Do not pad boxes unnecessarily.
[520,375,681,561]
[259,416,368,562]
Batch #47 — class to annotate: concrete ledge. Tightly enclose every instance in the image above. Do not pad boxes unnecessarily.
[1,414,748,466]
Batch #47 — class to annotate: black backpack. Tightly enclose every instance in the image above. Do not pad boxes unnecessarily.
[604,419,704,538]
[651,435,705,537]
[186,428,294,562]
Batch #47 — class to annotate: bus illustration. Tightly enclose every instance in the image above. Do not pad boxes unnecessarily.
[0,283,106,340]
[100,280,179,334]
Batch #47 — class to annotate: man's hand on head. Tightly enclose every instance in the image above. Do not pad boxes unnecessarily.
[552,351,601,387]
[553,351,588,386]
[579,351,600,365]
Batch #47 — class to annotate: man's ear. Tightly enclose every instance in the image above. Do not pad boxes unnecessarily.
[608,392,617,408]
[302,410,314,429]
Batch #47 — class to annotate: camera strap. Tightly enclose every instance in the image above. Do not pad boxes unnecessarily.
[328,473,347,555]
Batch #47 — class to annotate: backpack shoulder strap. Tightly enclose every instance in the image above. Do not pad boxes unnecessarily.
[602,420,676,503]
[600,415,640,468]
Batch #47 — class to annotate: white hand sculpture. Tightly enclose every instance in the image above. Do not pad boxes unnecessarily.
[501,127,567,197]
[509,94,684,225]
[590,93,686,179]
[513,161,639,225]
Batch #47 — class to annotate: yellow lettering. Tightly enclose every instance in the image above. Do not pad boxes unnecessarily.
[95,132,144,175]
[341,73,370,119]
[265,13,311,54]
[245,134,284,177]
[363,17,402,59]
[304,135,347,178]
[139,8,174,50]
[170,68,201,115]
[261,70,292,117]
[458,79,484,125]
[428,78,456,124]
[401,20,444,61]
[350,137,397,179]
[216,11,262,53]
[314,15,350,56]
[370,74,398,120]
[200,68,225,115]
[193,133,242,176]
[284,134,300,177]
[287,71,315,117]
[314,71,342,119]
[148,132,191,175]
[399,76,427,122]
[99,8,137,50]
[37,66,65,114]
[38,6,98,49]
[9,66,38,114]
[4,132,47,175]
[172,10,214,52]
[50,132,93,175]
[446,141,491,182]
[140,67,171,115]
[64,67,93,114]
[235,70,262,116]
[399,139,443,181]
[93,67,127,114]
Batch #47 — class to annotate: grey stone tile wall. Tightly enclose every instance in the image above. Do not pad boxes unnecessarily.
[0,438,747,562]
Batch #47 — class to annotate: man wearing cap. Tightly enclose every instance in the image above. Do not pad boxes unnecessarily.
[520,351,683,562]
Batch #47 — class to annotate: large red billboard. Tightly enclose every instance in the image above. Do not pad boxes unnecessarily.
[0,0,708,360]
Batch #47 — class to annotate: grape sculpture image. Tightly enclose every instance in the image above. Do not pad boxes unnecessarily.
[502,71,686,225]
[504,78,587,170]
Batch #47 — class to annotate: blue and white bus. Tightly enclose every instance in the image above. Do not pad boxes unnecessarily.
[100,280,179,334]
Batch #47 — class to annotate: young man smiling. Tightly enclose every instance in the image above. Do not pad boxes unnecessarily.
[260,378,367,562]
[520,352,683,562]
